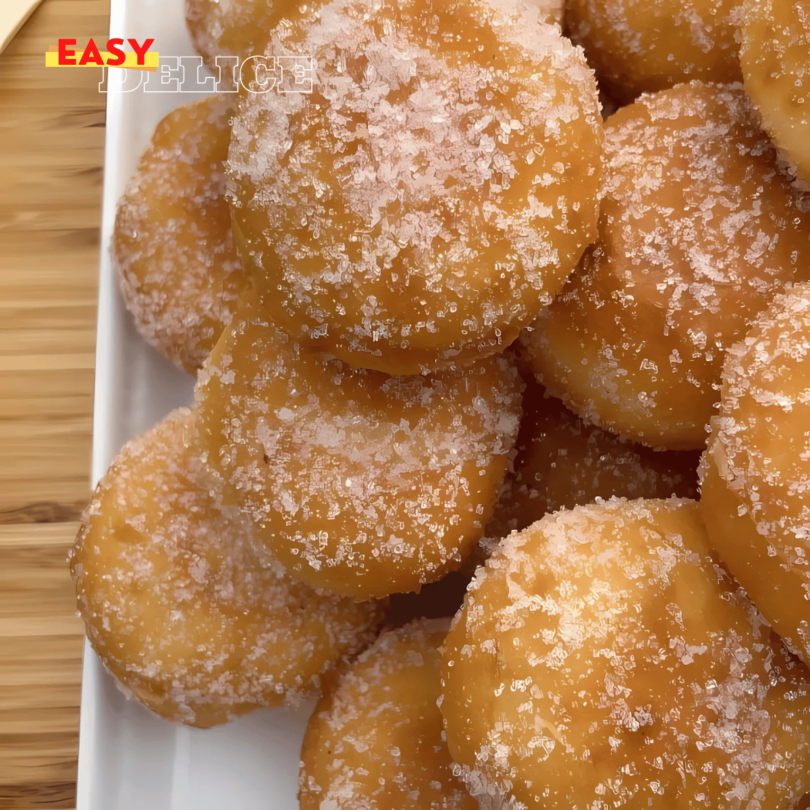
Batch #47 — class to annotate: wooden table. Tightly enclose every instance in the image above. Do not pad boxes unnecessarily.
[0,0,109,806]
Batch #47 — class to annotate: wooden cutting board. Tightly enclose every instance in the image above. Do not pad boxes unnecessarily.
[0,0,109,806]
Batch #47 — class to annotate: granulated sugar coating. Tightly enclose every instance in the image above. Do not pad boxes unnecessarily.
[566,0,743,104]
[195,291,523,601]
[185,0,323,83]
[70,408,385,728]
[113,95,247,374]
[484,373,700,546]
[187,0,563,81]
[701,282,810,666]
[227,0,601,376]
[299,618,477,810]
[441,498,810,809]
[523,82,810,451]
[740,0,810,186]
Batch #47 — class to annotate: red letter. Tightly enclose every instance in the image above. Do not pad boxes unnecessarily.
[127,38,154,66]
[58,38,76,66]
[106,38,125,67]
[79,38,104,67]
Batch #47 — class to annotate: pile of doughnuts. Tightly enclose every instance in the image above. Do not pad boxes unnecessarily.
[72,0,810,804]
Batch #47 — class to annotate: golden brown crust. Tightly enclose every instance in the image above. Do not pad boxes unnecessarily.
[566,0,743,103]
[740,0,810,186]
[195,291,523,601]
[442,498,810,809]
[701,281,810,662]
[113,96,247,374]
[70,408,385,727]
[484,373,700,545]
[228,0,601,375]
[524,82,810,450]
[299,619,477,810]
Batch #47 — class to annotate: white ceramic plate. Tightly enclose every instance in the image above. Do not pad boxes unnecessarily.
[76,1,313,807]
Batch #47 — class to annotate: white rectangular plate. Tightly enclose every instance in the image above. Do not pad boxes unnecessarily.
[77,1,313,807]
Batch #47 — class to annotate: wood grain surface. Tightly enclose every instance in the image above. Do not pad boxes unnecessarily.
[0,0,110,806]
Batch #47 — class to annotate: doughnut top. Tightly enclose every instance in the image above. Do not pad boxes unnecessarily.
[71,408,384,726]
[232,0,596,256]
[198,294,522,505]
[524,81,810,448]
[266,0,569,58]
[196,292,523,598]
[705,282,810,557]
[228,0,602,373]
[595,82,810,352]
[442,498,810,808]
[186,0,563,72]
[299,618,477,809]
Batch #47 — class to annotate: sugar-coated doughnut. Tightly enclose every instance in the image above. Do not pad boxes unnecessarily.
[70,408,384,728]
[185,0,311,80]
[701,282,810,664]
[186,0,563,80]
[228,0,602,375]
[566,0,743,103]
[299,619,477,810]
[740,0,810,186]
[113,95,247,374]
[486,374,700,543]
[195,292,523,601]
[523,82,810,450]
[441,498,810,809]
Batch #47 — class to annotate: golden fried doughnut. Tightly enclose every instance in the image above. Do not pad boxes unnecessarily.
[70,408,384,728]
[701,282,810,664]
[195,291,522,601]
[185,0,317,80]
[566,0,743,103]
[186,0,563,79]
[740,0,810,186]
[228,0,602,375]
[486,374,699,542]
[113,95,247,374]
[299,619,477,810]
[523,82,810,450]
[442,498,810,809]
